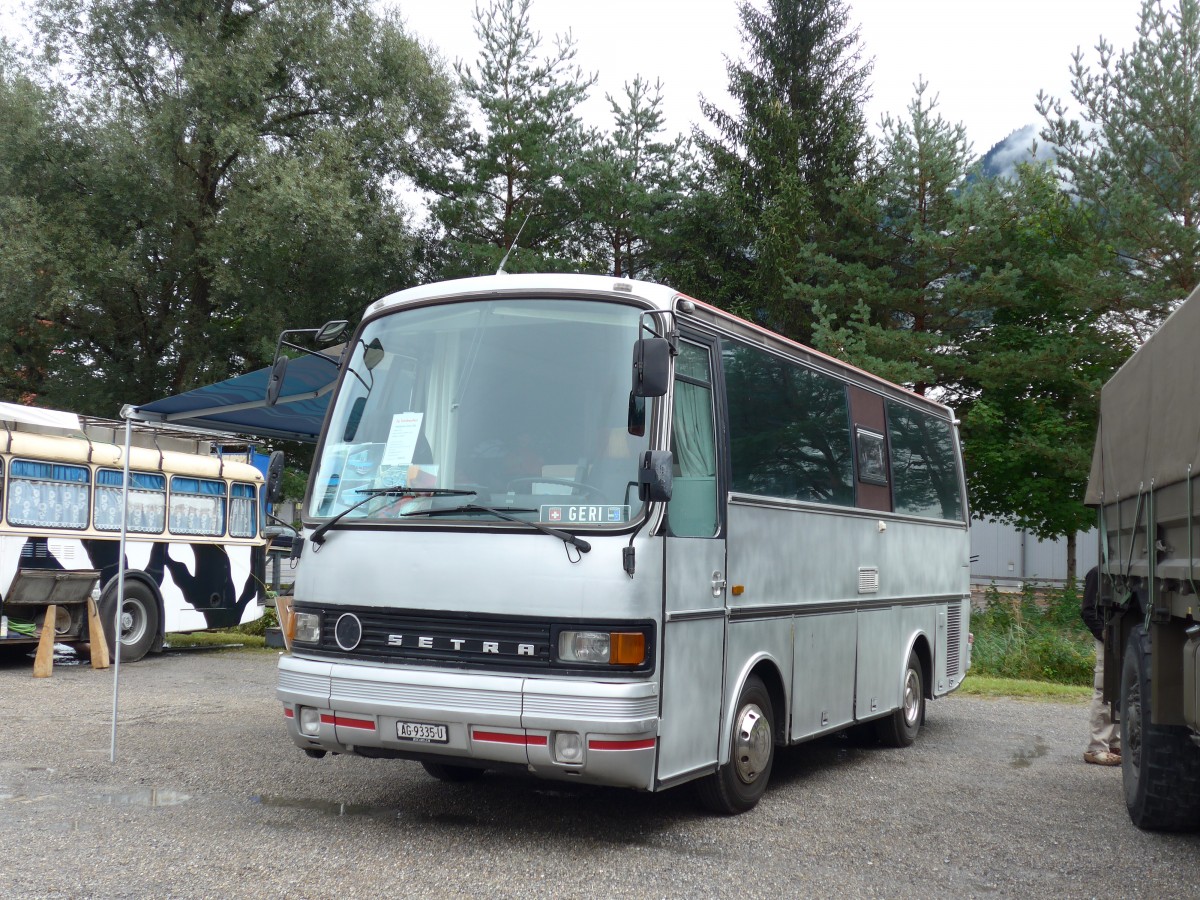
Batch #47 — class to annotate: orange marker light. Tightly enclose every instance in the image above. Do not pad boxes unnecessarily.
[609,632,646,665]
[731,585,745,596]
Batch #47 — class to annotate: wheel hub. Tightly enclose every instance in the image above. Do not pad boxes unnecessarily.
[733,704,771,785]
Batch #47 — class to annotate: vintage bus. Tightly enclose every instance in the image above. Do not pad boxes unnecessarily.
[276,274,971,813]
[0,404,267,662]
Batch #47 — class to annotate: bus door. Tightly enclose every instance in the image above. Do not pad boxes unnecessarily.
[657,337,727,784]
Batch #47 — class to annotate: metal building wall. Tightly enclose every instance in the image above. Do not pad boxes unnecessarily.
[969,519,1099,586]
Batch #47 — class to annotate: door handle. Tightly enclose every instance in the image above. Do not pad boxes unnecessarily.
[711,571,727,597]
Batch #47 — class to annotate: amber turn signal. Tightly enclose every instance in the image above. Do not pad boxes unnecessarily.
[609,632,646,665]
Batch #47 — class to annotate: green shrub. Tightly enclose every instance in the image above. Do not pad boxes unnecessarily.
[969,582,1094,685]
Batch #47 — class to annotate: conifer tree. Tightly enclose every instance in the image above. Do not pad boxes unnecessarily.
[574,77,688,278]
[1038,0,1200,335]
[679,0,872,338]
[432,0,595,276]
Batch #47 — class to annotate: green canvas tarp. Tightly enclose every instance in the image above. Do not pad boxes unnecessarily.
[1086,284,1200,506]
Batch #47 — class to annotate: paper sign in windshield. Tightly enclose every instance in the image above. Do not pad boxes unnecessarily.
[381,412,424,467]
[541,505,630,524]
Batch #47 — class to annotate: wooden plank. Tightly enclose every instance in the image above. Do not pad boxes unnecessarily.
[87,597,110,670]
[32,604,57,678]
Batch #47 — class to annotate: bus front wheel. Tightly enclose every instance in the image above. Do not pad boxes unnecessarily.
[697,675,775,815]
[100,580,159,663]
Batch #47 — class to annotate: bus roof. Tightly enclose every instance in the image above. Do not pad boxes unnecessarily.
[364,274,955,420]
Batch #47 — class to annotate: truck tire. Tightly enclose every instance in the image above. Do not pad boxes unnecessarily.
[1120,624,1200,831]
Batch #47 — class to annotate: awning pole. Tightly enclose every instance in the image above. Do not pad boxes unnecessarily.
[109,416,132,763]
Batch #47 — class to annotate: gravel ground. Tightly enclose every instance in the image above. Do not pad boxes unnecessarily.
[1,647,1196,899]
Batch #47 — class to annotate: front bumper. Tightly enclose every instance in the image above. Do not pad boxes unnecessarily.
[278,654,660,789]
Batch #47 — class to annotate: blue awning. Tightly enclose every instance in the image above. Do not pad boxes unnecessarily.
[127,348,342,443]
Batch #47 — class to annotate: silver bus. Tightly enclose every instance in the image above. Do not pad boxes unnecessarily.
[277,274,971,813]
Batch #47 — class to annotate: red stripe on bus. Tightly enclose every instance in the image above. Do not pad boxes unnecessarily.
[319,713,336,725]
[334,716,376,731]
[472,730,547,746]
[588,738,656,751]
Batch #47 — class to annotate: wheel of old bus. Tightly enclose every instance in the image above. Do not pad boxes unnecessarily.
[421,760,486,782]
[876,651,924,748]
[99,579,159,663]
[1120,624,1200,831]
[697,675,775,815]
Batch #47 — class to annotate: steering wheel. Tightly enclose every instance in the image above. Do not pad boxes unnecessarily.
[505,476,603,500]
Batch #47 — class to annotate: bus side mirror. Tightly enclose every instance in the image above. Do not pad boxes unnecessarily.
[637,450,673,503]
[632,337,671,398]
[265,356,289,407]
[265,450,286,505]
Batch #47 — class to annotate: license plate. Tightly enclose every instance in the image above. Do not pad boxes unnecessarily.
[396,721,448,744]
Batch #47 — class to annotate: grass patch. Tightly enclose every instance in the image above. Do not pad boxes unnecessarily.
[959,673,1091,701]
[164,607,280,651]
[969,582,1094,685]
[164,631,269,650]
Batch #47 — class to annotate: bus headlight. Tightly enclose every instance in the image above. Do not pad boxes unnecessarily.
[293,612,321,644]
[557,630,646,665]
[298,707,321,736]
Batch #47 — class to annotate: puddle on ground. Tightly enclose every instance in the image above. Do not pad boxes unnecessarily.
[251,795,486,827]
[251,794,391,818]
[100,788,191,807]
[1010,737,1049,768]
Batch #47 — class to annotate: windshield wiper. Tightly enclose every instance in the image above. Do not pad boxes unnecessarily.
[403,503,592,554]
[309,485,477,547]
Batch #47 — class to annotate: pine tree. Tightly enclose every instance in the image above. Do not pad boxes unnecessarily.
[679,0,872,338]
[573,77,688,279]
[432,0,595,276]
[804,81,988,397]
[1037,0,1200,336]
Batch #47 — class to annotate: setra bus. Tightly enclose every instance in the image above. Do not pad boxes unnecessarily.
[0,404,268,662]
[276,274,971,813]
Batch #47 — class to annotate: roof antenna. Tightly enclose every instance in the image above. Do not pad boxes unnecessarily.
[496,209,533,275]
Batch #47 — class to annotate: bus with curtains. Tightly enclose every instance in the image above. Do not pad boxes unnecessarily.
[275,274,971,813]
[0,404,268,662]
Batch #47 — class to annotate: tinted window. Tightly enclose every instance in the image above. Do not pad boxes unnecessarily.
[723,341,854,505]
[886,402,963,520]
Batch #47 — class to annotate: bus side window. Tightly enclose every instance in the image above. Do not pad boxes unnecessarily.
[669,341,718,538]
[885,401,963,521]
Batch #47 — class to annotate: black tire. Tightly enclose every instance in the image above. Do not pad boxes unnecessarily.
[99,579,160,663]
[421,760,486,783]
[876,651,925,748]
[697,675,775,815]
[1120,624,1200,831]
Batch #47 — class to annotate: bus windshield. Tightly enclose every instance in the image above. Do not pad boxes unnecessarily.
[309,298,652,528]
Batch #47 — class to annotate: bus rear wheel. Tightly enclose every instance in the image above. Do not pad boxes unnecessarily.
[697,675,775,815]
[99,580,159,663]
[876,651,924,748]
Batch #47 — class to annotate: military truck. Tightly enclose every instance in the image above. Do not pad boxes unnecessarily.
[1086,285,1200,831]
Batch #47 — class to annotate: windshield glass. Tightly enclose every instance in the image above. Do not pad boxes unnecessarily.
[308,297,652,528]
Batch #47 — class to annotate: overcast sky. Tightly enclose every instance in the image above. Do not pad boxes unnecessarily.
[399,0,1142,154]
[2,0,1143,154]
